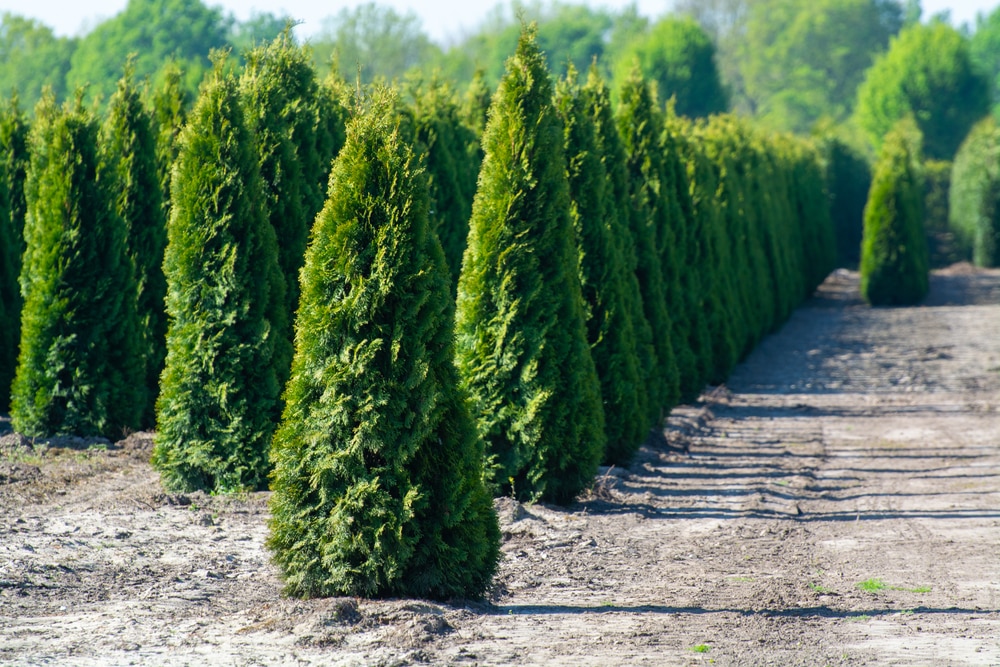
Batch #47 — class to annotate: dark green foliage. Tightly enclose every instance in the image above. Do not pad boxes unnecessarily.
[950,117,1000,267]
[612,17,728,119]
[239,33,322,385]
[11,94,143,438]
[153,63,285,493]
[921,159,955,268]
[855,21,990,161]
[0,95,28,411]
[556,70,646,465]
[582,65,655,437]
[616,68,683,411]
[823,135,872,268]
[101,64,167,428]
[455,27,605,504]
[268,90,499,600]
[406,77,480,287]
[860,119,929,305]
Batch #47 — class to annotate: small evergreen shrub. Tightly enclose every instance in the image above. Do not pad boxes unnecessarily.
[860,119,929,305]
[268,88,499,600]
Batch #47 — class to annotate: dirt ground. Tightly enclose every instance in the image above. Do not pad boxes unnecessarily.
[2,266,999,667]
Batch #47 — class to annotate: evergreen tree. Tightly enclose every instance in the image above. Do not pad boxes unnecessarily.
[0,95,28,411]
[153,61,285,493]
[101,62,167,427]
[860,118,929,305]
[239,32,322,385]
[461,68,492,138]
[268,89,499,600]
[823,135,872,268]
[455,27,605,504]
[951,117,1000,267]
[556,69,645,465]
[11,92,143,438]
[150,60,190,230]
[616,67,681,413]
[582,65,656,431]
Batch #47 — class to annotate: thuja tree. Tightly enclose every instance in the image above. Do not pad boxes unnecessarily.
[101,63,167,427]
[583,65,656,431]
[268,90,500,599]
[11,93,143,438]
[239,33,320,384]
[616,66,681,413]
[407,77,480,287]
[153,61,286,493]
[455,27,605,504]
[951,117,1000,267]
[0,95,28,410]
[555,70,646,465]
[150,60,190,234]
[823,135,872,268]
[860,118,929,306]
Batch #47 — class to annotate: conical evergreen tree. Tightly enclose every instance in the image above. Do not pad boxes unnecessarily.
[0,95,29,411]
[616,67,681,414]
[455,27,605,504]
[239,32,321,385]
[461,68,492,139]
[101,62,167,428]
[582,65,656,432]
[11,92,143,438]
[150,60,190,229]
[268,89,499,600]
[556,69,646,465]
[860,119,929,305]
[153,61,285,493]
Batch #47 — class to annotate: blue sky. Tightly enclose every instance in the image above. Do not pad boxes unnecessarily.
[3,0,998,43]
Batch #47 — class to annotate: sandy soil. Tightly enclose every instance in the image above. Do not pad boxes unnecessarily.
[2,266,999,666]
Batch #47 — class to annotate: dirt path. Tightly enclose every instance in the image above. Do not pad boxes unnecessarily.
[2,267,999,666]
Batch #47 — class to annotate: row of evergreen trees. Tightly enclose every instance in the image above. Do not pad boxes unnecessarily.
[0,28,838,599]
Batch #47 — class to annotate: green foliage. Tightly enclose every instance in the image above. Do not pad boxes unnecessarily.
[11,93,143,438]
[455,27,605,504]
[153,63,285,493]
[860,119,929,305]
[405,76,480,287]
[970,7,1000,117]
[226,11,291,56]
[100,63,167,427]
[312,3,441,84]
[612,17,728,119]
[268,89,499,600]
[461,69,492,138]
[239,32,322,385]
[822,134,872,267]
[616,68,683,411]
[950,117,1000,266]
[582,65,655,437]
[739,0,903,132]
[855,21,990,161]
[0,95,28,410]
[556,69,646,465]
[66,0,230,106]
[0,14,76,109]
[921,159,956,267]
[149,59,191,228]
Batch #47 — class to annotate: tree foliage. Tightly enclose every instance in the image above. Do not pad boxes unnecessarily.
[268,89,499,600]
[855,21,990,161]
[0,95,28,410]
[950,117,1000,267]
[612,16,728,119]
[859,118,929,305]
[11,94,143,438]
[455,27,604,504]
[0,14,75,109]
[153,63,285,493]
[100,63,167,427]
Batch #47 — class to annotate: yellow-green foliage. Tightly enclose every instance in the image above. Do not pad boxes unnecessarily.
[951,117,1000,267]
[455,27,605,504]
[268,89,499,599]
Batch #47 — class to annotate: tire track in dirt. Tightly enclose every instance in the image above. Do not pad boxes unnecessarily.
[1,266,999,666]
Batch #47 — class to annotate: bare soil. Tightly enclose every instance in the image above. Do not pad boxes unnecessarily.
[2,266,999,666]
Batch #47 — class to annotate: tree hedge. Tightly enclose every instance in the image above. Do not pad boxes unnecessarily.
[454,27,605,504]
[11,93,143,438]
[950,117,1000,267]
[860,119,929,305]
[152,61,285,493]
[0,96,28,411]
[268,89,499,600]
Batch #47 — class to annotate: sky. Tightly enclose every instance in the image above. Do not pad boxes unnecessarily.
[3,0,999,44]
